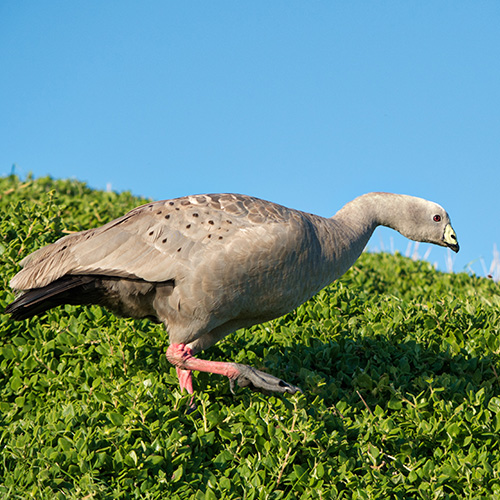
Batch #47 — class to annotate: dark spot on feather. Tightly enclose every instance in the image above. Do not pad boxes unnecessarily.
[193,213,199,217]
[162,238,167,243]
[186,224,191,229]
[169,202,174,206]
[175,208,180,211]
[219,236,223,240]
[149,231,154,236]
[156,210,162,215]
[165,214,170,219]
[207,234,212,239]
[208,220,214,225]
[177,248,182,252]
[226,220,232,224]
[61,245,67,251]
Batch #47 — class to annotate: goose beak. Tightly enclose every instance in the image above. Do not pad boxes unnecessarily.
[443,224,459,253]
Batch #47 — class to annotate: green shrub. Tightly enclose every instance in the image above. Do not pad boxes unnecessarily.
[1,175,499,499]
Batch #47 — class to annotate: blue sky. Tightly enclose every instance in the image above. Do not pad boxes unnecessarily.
[1,2,499,276]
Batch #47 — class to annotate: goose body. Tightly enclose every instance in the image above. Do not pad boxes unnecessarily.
[5,192,459,395]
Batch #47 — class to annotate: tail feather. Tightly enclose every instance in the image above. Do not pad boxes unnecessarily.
[5,276,99,321]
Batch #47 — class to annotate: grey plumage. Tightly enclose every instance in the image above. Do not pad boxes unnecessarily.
[5,192,459,395]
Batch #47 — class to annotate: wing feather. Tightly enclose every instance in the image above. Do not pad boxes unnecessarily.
[10,194,299,291]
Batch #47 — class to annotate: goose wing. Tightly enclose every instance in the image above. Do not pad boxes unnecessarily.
[10,194,301,291]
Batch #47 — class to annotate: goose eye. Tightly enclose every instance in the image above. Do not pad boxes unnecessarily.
[433,215,441,222]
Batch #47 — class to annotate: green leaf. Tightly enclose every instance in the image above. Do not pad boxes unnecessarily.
[10,376,23,392]
[488,397,500,413]
[108,412,124,426]
[387,398,402,410]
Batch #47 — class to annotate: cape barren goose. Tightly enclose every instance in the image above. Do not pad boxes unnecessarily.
[5,192,459,396]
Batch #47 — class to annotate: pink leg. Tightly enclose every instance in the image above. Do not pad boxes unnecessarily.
[167,343,240,384]
[166,342,301,396]
[176,367,194,394]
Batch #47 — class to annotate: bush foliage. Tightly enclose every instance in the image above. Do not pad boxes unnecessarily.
[1,175,500,499]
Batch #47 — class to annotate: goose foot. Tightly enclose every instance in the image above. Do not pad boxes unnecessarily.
[228,363,302,395]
